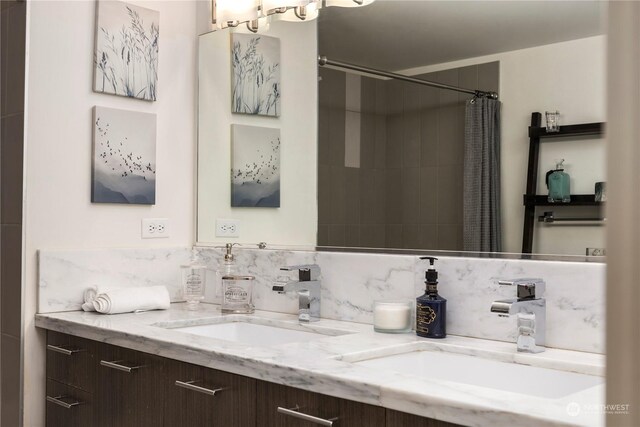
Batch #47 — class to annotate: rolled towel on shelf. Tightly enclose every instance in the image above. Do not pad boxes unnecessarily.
[91,286,171,314]
[82,286,120,312]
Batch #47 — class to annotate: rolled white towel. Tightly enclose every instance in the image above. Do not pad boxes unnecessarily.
[92,286,170,314]
[82,286,111,311]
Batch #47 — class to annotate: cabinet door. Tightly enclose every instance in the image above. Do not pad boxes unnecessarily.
[386,409,464,427]
[46,379,93,427]
[163,360,256,427]
[94,343,165,427]
[47,331,96,393]
[257,381,385,427]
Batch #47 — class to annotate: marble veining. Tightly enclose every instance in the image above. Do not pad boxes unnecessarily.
[38,248,192,313]
[198,247,605,353]
[38,246,605,353]
[36,304,605,427]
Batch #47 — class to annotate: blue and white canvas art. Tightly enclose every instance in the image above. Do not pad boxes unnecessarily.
[92,106,157,205]
[231,125,281,207]
[94,1,159,101]
[231,34,281,117]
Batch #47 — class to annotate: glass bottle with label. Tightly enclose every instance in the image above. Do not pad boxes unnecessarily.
[416,257,446,338]
[222,275,255,314]
[181,249,207,310]
[216,243,239,302]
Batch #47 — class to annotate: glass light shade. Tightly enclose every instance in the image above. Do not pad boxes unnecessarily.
[216,0,260,25]
[324,0,375,7]
[271,3,319,21]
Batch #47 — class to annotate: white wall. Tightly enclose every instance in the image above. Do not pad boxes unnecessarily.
[196,21,318,246]
[23,1,198,424]
[400,36,607,255]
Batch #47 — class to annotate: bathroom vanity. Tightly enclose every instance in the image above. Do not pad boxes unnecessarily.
[45,330,451,427]
[37,302,604,427]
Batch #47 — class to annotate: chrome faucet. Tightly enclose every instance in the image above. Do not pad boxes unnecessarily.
[490,278,546,353]
[272,264,321,323]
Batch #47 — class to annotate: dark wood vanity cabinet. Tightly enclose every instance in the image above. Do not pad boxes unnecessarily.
[162,360,257,426]
[387,410,462,427]
[45,331,461,427]
[95,342,166,427]
[257,381,386,427]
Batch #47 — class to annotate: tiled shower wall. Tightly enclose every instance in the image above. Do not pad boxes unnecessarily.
[0,0,26,425]
[318,62,499,250]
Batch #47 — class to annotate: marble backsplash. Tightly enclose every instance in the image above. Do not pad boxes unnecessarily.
[38,248,192,313]
[38,246,605,353]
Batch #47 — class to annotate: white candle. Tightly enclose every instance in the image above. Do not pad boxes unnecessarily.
[374,303,411,331]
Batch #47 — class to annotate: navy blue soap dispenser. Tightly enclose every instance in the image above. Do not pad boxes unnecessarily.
[416,257,446,338]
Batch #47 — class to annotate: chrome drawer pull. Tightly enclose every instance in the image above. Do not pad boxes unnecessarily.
[277,406,338,426]
[46,395,81,409]
[100,360,143,373]
[47,344,84,356]
[175,380,226,396]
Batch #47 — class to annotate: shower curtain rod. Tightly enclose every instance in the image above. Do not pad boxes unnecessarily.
[318,56,499,100]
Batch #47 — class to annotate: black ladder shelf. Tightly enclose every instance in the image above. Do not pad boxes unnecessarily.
[521,112,605,254]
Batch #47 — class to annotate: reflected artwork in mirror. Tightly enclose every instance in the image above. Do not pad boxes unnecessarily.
[197,1,606,258]
[231,125,281,208]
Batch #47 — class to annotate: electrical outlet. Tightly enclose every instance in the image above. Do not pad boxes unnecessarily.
[142,218,169,239]
[216,219,240,237]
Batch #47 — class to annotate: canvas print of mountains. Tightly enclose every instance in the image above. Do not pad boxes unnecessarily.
[231,125,281,208]
[94,1,159,101]
[92,106,157,205]
[231,33,280,117]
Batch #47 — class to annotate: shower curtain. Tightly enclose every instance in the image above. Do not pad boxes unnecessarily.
[463,97,502,252]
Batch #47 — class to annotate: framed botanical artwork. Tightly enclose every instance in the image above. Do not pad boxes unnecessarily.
[231,125,281,207]
[92,106,157,204]
[94,1,159,101]
[231,33,281,117]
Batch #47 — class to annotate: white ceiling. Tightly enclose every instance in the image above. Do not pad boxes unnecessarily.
[318,1,605,71]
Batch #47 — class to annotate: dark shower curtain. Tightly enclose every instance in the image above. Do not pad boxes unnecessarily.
[463,97,502,252]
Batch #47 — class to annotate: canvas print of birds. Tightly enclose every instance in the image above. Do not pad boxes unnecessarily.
[94,0,159,101]
[92,106,157,204]
[231,33,281,117]
[231,125,281,207]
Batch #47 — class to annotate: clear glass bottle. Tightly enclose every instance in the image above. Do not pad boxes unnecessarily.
[216,243,238,302]
[222,275,255,314]
[181,248,207,310]
[546,159,571,203]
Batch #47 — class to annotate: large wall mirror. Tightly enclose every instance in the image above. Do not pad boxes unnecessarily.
[197,1,606,258]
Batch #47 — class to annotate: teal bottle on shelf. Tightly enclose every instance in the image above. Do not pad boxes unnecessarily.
[545,159,571,203]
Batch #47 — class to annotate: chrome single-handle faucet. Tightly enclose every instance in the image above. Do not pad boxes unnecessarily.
[490,278,546,353]
[272,264,321,323]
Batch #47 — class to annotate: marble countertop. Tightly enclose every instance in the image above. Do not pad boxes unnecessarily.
[35,303,605,427]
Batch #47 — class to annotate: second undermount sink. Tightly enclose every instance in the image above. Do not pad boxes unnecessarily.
[352,350,603,399]
[159,318,353,347]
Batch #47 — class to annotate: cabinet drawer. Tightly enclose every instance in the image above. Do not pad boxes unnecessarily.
[95,343,165,427]
[257,381,385,427]
[163,360,256,427]
[46,379,93,427]
[386,409,464,427]
[47,331,95,393]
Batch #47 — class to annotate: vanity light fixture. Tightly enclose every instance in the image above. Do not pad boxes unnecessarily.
[211,0,375,32]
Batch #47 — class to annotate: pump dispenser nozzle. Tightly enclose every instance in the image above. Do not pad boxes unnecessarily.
[419,256,438,283]
[224,243,238,262]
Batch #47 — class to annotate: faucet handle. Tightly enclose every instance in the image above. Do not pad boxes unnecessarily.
[498,278,545,300]
[280,264,320,281]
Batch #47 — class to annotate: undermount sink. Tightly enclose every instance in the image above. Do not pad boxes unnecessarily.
[159,318,353,346]
[353,350,603,399]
